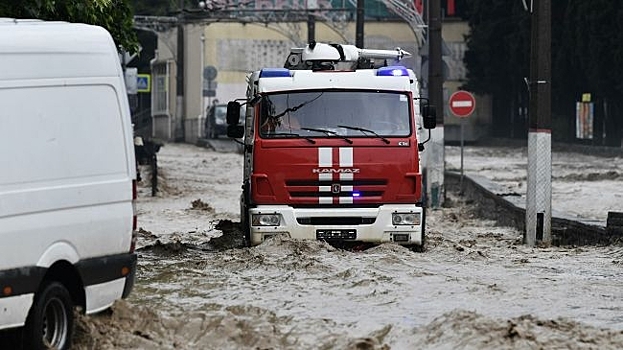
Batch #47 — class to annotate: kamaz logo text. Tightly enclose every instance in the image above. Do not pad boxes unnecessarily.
[312,168,360,174]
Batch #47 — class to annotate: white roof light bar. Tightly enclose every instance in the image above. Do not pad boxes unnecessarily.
[298,43,411,63]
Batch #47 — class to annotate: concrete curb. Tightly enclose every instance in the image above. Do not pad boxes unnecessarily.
[445,171,620,246]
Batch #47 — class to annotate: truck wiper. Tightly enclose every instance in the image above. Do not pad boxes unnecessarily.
[337,125,390,144]
[269,132,316,144]
[301,127,353,144]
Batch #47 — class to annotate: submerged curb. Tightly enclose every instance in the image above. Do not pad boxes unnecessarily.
[445,171,620,246]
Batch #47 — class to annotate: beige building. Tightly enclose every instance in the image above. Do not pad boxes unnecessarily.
[150,18,487,143]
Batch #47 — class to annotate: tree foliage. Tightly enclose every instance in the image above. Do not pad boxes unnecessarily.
[463,0,530,95]
[129,0,179,16]
[0,0,139,53]
[464,0,623,144]
[128,0,197,16]
[462,0,530,137]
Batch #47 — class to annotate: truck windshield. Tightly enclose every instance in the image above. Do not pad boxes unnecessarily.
[258,90,411,138]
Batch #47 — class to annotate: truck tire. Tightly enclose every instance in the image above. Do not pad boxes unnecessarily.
[242,210,251,247]
[23,281,74,350]
[241,187,252,247]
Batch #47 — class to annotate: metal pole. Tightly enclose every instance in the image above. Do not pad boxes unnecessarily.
[200,32,205,139]
[460,117,464,193]
[307,14,316,43]
[426,0,445,208]
[526,0,552,246]
[355,0,364,48]
[429,0,442,126]
[175,0,185,142]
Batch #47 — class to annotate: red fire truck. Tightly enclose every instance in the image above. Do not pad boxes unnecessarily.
[227,42,436,250]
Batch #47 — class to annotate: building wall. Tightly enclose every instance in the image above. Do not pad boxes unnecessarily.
[153,19,475,142]
[441,20,491,142]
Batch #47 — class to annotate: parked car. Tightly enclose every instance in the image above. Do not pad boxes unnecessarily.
[205,103,228,139]
[205,103,246,139]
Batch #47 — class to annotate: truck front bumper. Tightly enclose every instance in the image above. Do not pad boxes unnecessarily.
[248,204,423,246]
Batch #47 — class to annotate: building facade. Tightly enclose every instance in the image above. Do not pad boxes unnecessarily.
[149,0,482,142]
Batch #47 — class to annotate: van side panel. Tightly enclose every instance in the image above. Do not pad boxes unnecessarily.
[0,77,136,325]
[0,295,33,329]
[0,81,133,264]
[0,83,128,189]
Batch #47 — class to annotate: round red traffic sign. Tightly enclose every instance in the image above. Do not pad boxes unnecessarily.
[449,90,476,118]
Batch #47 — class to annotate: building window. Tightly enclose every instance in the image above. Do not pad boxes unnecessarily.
[151,61,170,116]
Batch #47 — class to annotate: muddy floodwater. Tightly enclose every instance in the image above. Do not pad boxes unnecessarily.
[73,143,623,349]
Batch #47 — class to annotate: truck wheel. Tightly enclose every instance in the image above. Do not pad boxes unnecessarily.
[242,210,251,247]
[23,281,74,350]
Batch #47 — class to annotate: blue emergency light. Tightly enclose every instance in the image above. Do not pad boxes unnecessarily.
[376,66,409,77]
[260,68,291,78]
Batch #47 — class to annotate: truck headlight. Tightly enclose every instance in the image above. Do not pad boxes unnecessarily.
[392,212,420,225]
[252,214,282,226]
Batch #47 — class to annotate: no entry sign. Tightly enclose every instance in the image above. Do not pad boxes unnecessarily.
[449,90,476,118]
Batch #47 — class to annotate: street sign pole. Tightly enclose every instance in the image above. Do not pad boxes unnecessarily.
[460,117,464,192]
[449,90,476,194]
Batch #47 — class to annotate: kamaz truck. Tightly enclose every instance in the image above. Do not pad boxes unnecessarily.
[226,42,436,250]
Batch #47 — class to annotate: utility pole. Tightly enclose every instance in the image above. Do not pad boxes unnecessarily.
[355,0,364,48]
[426,0,445,208]
[526,0,552,246]
[175,0,186,142]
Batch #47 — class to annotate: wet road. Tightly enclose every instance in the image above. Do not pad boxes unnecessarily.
[72,142,623,350]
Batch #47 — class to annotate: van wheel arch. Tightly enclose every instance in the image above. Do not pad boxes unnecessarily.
[43,261,86,312]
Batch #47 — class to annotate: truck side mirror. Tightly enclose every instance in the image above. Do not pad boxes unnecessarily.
[227,125,244,138]
[422,105,437,129]
[226,101,241,125]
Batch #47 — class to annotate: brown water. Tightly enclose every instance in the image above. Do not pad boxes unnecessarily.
[72,143,623,349]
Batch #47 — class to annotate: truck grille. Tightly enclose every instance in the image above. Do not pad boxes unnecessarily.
[285,179,387,200]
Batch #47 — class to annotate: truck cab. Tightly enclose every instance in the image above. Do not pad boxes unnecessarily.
[227,43,436,250]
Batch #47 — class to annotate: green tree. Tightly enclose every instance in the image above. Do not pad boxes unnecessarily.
[128,0,205,16]
[464,0,623,144]
[129,0,179,16]
[0,0,139,53]
[463,0,530,137]
[549,0,623,144]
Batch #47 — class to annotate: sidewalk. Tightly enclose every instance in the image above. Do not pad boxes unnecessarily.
[444,142,623,245]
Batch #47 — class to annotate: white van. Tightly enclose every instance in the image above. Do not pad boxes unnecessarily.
[0,19,137,349]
